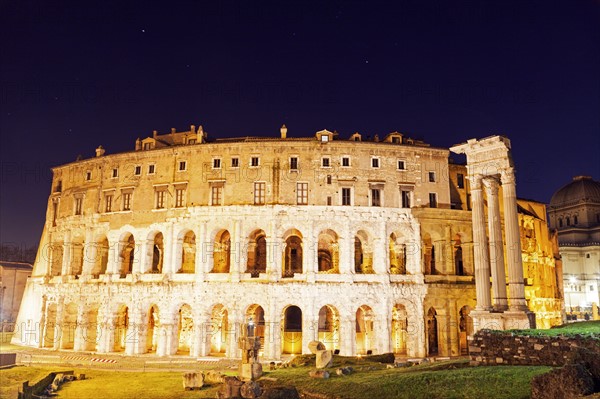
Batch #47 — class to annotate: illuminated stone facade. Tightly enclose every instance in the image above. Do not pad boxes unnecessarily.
[12,126,563,359]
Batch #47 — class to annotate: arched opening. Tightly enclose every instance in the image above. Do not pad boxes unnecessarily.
[209,304,228,355]
[282,305,302,354]
[50,243,63,276]
[151,232,164,273]
[177,304,194,355]
[454,234,464,276]
[391,304,408,355]
[247,230,267,277]
[180,231,196,273]
[245,304,266,353]
[83,305,100,351]
[71,236,84,276]
[119,234,135,277]
[92,236,109,278]
[389,233,407,274]
[318,305,340,351]
[355,230,373,273]
[60,302,78,349]
[146,305,159,353]
[283,230,303,277]
[459,306,473,355]
[114,305,129,352]
[43,303,57,348]
[318,230,339,273]
[423,234,435,275]
[356,305,375,355]
[427,307,438,356]
[212,230,231,273]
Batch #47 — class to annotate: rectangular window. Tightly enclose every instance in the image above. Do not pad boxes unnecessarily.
[397,160,406,170]
[213,158,221,169]
[179,161,187,171]
[231,158,239,168]
[112,168,119,178]
[322,157,330,167]
[327,175,332,185]
[134,165,141,176]
[327,196,332,206]
[251,157,260,167]
[457,173,464,188]
[371,189,381,207]
[74,197,83,215]
[342,188,352,206]
[155,190,166,209]
[254,182,266,205]
[211,185,223,205]
[429,193,437,208]
[175,188,185,207]
[85,171,92,181]
[372,158,380,168]
[143,142,152,150]
[105,194,113,213]
[428,171,436,182]
[401,190,411,208]
[290,157,298,170]
[342,157,350,167]
[148,164,155,174]
[123,192,132,211]
[297,182,308,205]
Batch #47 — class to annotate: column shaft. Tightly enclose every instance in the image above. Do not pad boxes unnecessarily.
[470,178,492,310]
[501,172,528,311]
[484,179,508,311]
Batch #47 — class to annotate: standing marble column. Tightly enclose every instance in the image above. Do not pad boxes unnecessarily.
[470,176,492,311]
[501,170,528,311]
[483,178,508,311]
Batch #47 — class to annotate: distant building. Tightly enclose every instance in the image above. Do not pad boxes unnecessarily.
[12,127,562,359]
[548,176,600,317]
[0,261,33,331]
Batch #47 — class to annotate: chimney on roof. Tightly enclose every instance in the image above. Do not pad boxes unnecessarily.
[135,138,141,151]
[171,128,176,135]
[280,124,287,139]
[374,134,379,142]
[153,130,158,139]
[95,146,105,157]
[198,125,205,142]
[190,125,196,134]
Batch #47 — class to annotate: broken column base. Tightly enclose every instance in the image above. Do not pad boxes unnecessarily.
[239,362,263,381]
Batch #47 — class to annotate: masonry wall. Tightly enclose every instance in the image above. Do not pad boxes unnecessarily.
[469,330,600,366]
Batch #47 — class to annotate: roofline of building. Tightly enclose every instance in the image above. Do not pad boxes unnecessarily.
[50,135,451,171]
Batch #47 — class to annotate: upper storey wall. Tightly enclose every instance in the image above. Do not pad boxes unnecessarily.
[47,139,452,224]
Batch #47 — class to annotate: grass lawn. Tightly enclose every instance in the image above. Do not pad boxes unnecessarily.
[507,320,600,339]
[0,358,551,399]
[0,366,74,399]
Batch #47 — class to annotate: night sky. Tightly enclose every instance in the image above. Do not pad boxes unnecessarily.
[1,1,599,248]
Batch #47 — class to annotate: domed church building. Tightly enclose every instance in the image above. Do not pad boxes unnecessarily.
[549,176,600,317]
[12,126,564,360]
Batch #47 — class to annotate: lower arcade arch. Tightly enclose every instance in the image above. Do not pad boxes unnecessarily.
[459,305,473,355]
[356,305,375,355]
[427,307,439,356]
[317,305,340,351]
[391,304,408,355]
[146,305,159,353]
[177,304,194,355]
[114,305,129,352]
[209,304,229,355]
[245,304,266,352]
[282,306,302,354]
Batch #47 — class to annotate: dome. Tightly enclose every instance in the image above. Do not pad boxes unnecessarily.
[550,176,600,208]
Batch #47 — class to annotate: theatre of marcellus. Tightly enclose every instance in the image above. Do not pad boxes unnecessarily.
[12,125,564,360]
